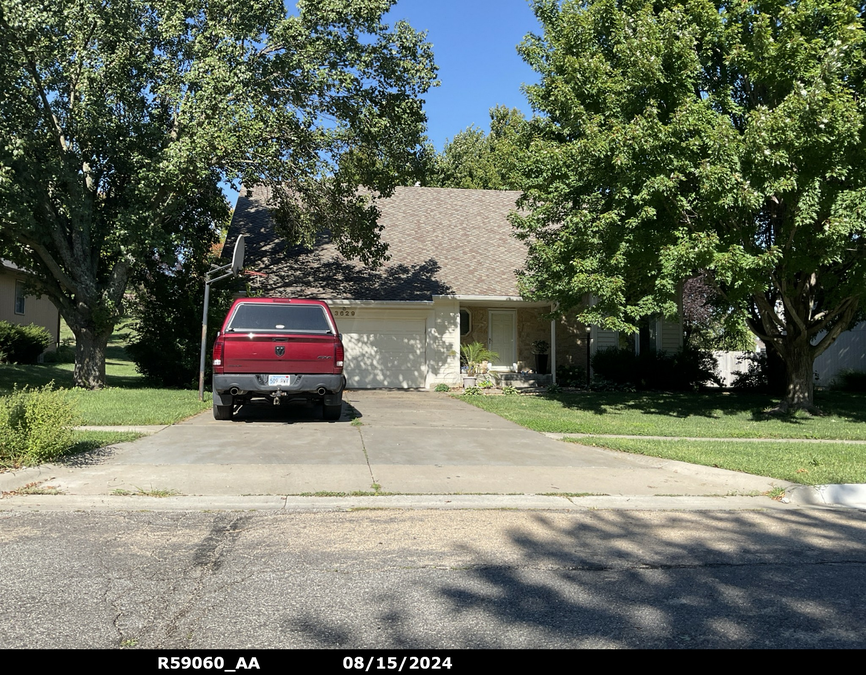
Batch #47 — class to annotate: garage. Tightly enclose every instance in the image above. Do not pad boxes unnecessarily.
[333,310,429,389]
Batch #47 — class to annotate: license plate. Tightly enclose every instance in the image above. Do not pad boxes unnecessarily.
[268,375,293,386]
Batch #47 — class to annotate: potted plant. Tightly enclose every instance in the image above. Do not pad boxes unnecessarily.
[460,342,499,388]
[532,340,550,375]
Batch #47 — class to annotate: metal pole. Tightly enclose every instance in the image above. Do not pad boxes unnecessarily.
[198,279,211,401]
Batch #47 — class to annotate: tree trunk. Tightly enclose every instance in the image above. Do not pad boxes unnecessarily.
[778,339,820,415]
[72,326,111,389]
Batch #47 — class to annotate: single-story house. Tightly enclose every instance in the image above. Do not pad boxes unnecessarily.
[225,185,681,388]
[0,260,61,349]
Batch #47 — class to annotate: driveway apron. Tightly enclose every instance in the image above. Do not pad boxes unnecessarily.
[4,391,783,497]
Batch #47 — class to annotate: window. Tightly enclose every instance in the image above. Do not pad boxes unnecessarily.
[459,309,471,336]
[227,303,332,333]
[14,281,25,315]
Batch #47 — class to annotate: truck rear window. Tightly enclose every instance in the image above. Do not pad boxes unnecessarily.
[227,304,332,333]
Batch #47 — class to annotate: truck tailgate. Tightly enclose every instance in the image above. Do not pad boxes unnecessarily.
[220,333,336,374]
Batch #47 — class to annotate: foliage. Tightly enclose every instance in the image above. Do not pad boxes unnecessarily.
[502,385,519,395]
[513,0,866,411]
[731,351,771,391]
[591,347,721,391]
[434,383,451,392]
[0,383,79,465]
[425,106,526,189]
[556,364,587,388]
[463,386,482,395]
[0,321,51,364]
[0,0,437,388]
[682,274,754,352]
[42,343,75,364]
[832,369,866,393]
[126,252,234,388]
[531,340,550,355]
[460,342,499,377]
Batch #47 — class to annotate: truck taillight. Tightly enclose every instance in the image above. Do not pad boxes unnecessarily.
[212,337,225,372]
[335,341,344,369]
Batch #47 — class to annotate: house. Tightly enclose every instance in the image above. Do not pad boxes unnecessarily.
[814,322,866,386]
[224,185,599,389]
[0,260,60,350]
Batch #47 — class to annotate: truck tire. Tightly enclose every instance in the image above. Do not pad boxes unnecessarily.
[213,403,233,420]
[323,401,342,421]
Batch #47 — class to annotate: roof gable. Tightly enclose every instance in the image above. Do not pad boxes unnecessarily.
[226,185,527,301]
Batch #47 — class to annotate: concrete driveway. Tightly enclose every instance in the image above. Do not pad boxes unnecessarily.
[1,391,786,500]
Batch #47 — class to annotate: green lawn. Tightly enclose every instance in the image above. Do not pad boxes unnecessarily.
[459,390,866,440]
[570,436,866,486]
[459,390,866,485]
[0,320,210,426]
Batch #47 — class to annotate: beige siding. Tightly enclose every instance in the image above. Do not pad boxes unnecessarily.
[0,272,60,346]
[659,316,683,352]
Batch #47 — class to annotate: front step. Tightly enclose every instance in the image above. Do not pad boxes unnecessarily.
[498,373,553,389]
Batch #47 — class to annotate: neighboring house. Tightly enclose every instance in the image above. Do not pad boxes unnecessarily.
[814,322,866,386]
[225,185,597,389]
[0,260,61,349]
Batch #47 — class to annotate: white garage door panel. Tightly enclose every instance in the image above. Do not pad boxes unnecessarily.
[340,317,427,388]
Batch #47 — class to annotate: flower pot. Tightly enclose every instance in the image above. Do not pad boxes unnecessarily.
[535,354,549,374]
[462,376,477,388]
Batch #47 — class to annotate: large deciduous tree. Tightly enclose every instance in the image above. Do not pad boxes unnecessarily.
[425,105,526,189]
[513,0,866,412]
[0,0,436,388]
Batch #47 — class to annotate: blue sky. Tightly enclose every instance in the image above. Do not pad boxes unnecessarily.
[225,1,541,206]
[385,0,541,150]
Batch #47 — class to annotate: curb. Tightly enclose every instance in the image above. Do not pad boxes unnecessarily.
[0,493,802,512]
[785,484,866,510]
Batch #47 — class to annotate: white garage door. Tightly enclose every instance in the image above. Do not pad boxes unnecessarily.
[339,316,427,388]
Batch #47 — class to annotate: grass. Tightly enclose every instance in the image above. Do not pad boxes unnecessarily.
[0,320,211,425]
[458,390,866,440]
[570,436,866,486]
[112,486,181,497]
[2,481,63,496]
[458,390,866,485]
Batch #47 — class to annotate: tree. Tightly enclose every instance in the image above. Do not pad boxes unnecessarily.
[682,272,754,351]
[0,0,436,388]
[513,0,866,412]
[426,105,526,189]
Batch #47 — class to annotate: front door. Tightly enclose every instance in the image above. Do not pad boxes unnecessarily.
[488,310,516,370]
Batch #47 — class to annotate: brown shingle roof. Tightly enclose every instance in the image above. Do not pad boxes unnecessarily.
[226,185,527,301]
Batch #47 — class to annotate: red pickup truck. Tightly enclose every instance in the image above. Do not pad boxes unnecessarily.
[211,298,345,420]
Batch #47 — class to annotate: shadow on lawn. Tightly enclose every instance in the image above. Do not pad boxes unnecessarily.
[541,390,866,425]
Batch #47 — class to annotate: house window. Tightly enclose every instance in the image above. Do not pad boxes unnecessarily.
[459,309,471,336]
[14,281,25,315]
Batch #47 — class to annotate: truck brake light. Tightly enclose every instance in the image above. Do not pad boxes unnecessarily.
[212,337,225,372]
[335,341,344,368]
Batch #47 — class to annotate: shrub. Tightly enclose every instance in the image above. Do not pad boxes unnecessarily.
[42,344,75,364]
[127,256,234,388]
[833,369,866,392]
[0,321,51,364]
[434,383,450,392]
[0,384,80,466]
[556,364,587,388]
[590,347,638,386]
[591,347,720,391]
